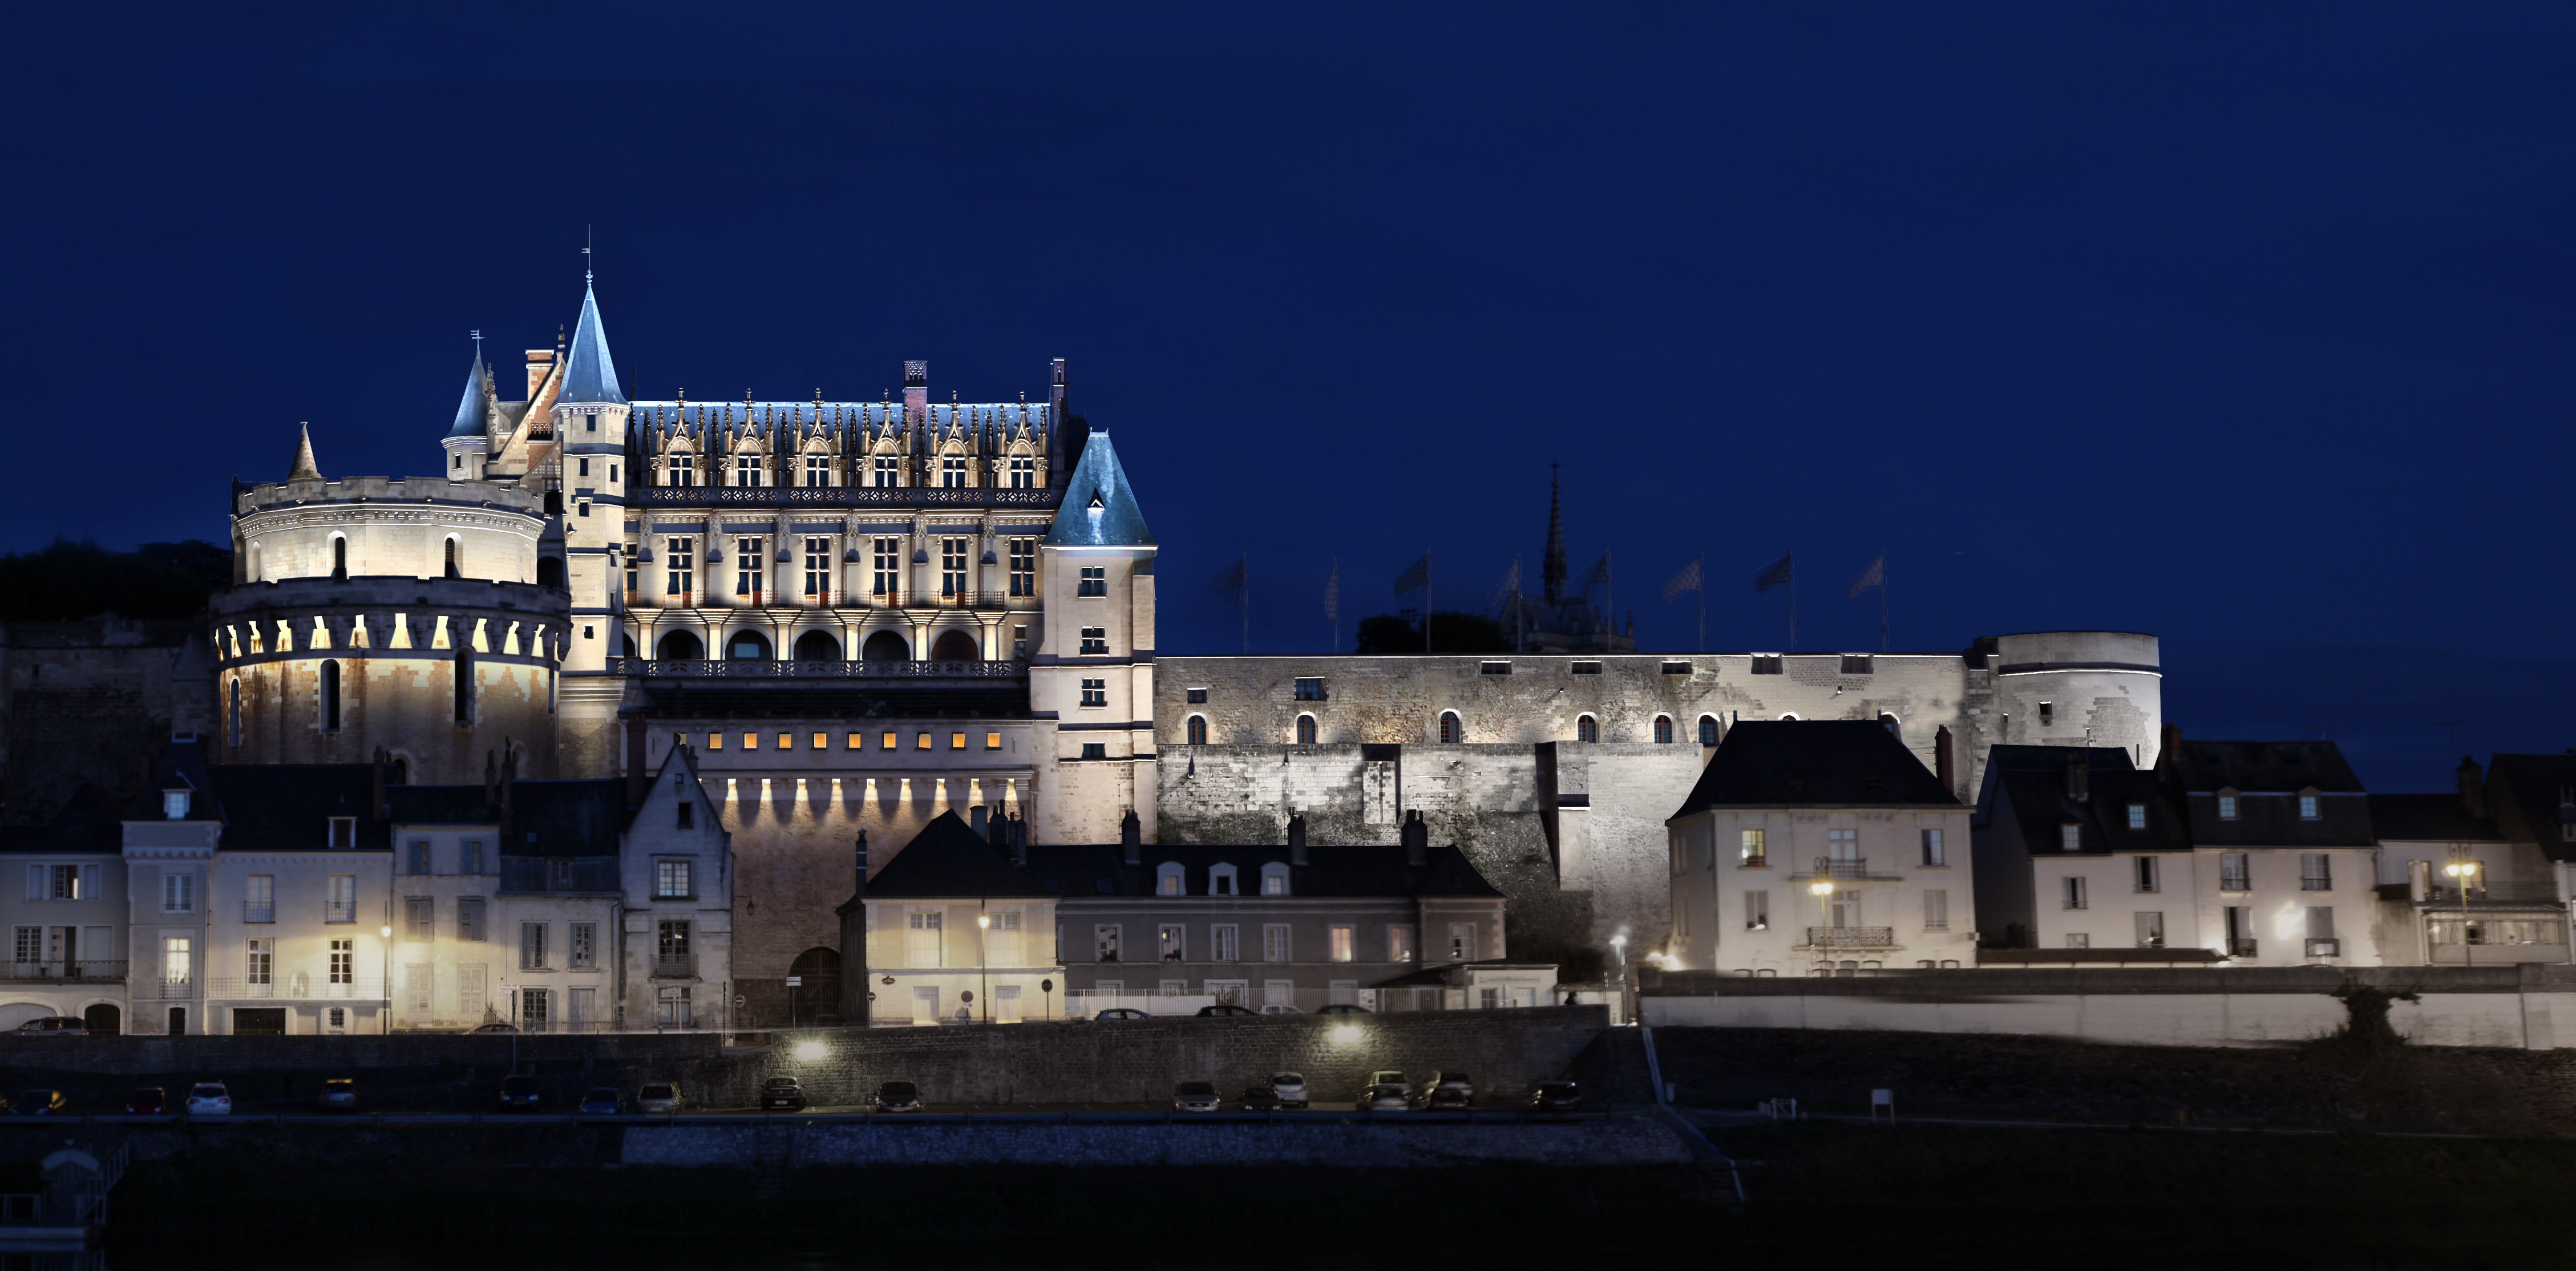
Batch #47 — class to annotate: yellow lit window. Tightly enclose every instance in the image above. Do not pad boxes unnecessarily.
[951,732,966,750]
[985,731,1001,750]
[846,732,862,750]
[777,732,792,750]
[743,732,758,750]
[915,732,931,751]
[707,732,723,751]
[881,732,897,750]
[812,732,827,750]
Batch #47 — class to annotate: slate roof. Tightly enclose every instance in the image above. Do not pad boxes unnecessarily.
[1041,430,1153,548]
[447,354,491,439]
[856,811,1503,902]
[2161,740,2364,793]
[1669,720,1956,817]
[0,784,124,854]
[140,742,630,855]
[199,764,390,852]
[2482,753,2576,863]
[1988,764,2190,856]
[2156,740,2374,848]
[383,779,629,855]
[2367,793,2503,843]
[558,282,626,406]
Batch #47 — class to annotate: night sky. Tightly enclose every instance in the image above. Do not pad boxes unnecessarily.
[7,5,2571,790]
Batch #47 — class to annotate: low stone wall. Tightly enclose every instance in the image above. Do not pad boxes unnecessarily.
[621,1118,1689,1167]
[1640,966,2576,1049]
[0,1008,1609,1111]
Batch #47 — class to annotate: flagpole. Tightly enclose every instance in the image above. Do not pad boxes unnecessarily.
[1241,552,1250,655]
[1788,550,1796,653]
[1425,554,1433,654]
[1879,551,1888,652]
[1697,552,1706,653]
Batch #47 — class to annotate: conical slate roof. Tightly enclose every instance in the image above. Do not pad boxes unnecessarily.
[1041,430,1153,547]
[287,423,321,481]
[559,282,625,406]
[446,354,490,438]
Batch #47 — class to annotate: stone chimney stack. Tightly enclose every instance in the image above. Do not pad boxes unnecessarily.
[903,360,928,418]
[1009,813,1028,867]
[624,717,648,809]
[1935,726,1955,793]
[2066,751,2089,802]
[1287,813,1308,867]
[525,349,555,399]
[1120,809,1141,865]
[972,804,989,836]
[1402,809,1429,867]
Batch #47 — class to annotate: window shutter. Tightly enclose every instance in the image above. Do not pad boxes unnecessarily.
[24,865,41,902]
[79,865,99,900]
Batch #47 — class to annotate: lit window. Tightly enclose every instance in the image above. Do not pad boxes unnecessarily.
[1740,829,1766,867]
[2218,795,2239,820]
[916,732,931,751]
[881,732,897,750]
[743,732,758,751]
[2128,804,2146,830]
[985,731,1001,750]
[777,733,792,750]
[2299,795,2320,820]
[1329,925,1354,962]
[950,732,966,750]
[2060,824,2081,852]
[656,860,692,898]
[812,732,827,750]
[847,732,863,749]
[1157,865,1184,897]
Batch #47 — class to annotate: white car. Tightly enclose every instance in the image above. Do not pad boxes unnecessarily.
[1270,1073,1309,1109]
[185,1082,232,1116]
[1367,1070,1413,1100]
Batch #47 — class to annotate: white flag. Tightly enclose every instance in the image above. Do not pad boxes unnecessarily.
[1660,556,1702,602]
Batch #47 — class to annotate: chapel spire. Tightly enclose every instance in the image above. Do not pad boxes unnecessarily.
[287,423,322,481]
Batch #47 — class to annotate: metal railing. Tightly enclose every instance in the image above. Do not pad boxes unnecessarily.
[244,903,275,923]
[325,902,357,924]
[2227,938,2258,957]
[158,978,192,999]
[653,954,698,979]
[642,485,1061,508]
[2220,875,2251,893]
[2425,883,2565,904]
[2300,877,2332,892]
[1789,858,1891,881]
[204,977,385,1000]
[1,960,126,982]
[2305,938,2342,957]
[605,657,1022,679]
[1804,927,1895,949]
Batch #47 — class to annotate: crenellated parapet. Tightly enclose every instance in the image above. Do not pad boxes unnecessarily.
[232,476,545,586]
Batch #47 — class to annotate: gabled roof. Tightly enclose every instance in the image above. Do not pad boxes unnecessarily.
[858,811,1052,900]
[447,354,491,439]
[559,282,625,407]
[382,778,629,855]
[1989,766,2189,856]
[2157,740,2375,847]
[2160,740,2363,794]
[1041,430,1152,548]
[855,812,1505,902]
[1670,720,1956,817]
[203,765,390,852]
[2367,793,2503,843]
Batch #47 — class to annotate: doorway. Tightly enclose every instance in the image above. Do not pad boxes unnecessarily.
[929,629,981,662]
[81,1003,119,1036]
[166,1007,186,1036]
[788,947,842,1025]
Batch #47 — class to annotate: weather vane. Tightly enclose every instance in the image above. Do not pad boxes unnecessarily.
[470,329,483,365]
[583,225,593,282]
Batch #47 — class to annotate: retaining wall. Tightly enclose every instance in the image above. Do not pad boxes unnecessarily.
[620,1117,1689,1167]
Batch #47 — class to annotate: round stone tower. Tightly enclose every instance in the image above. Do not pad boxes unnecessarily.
[1984,630,2163,768]
[211,427,568,782]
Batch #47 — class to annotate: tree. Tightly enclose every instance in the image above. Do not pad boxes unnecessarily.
[1352,610,1513,654]
[0,537,233,621]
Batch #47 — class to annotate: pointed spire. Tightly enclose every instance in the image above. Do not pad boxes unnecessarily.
[288,423,322,481]
[1042,430,1154,547]
[446,351,490,438]
[560,282,626,406]
[1541,462,1567,604]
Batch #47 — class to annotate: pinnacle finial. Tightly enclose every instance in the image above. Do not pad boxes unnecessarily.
[288,423,322,481]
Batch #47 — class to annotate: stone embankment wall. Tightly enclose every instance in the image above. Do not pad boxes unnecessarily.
[620,1118,1688,1167]
[1642,965,2576,1050]
[0,1008,1608,1111]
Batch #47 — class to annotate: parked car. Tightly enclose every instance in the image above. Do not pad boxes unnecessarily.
[635,1083,682,1115]
[126,1087,167,1115]
[1367,1070,1413,1099]
[1527,1081,1583,1112]
[1174,1081,1223,1112]
[577,1087,624,1115]
[1271,1074,1309,1109]
[876,1081,922,1113]
[1424,1087,1471,1110]
[1194,1004,1257,1018]
[1093,1007,1151,1021]
[1429,1071,1474,1102]
[497,1075,544,1112]
[13,1017,84,1037]
[316,1079,358,1112]
[185,1082,232,1116]
[467,1022,519,1034]
[1357,1083,1410,1112]
[761,1078,807,1111]
[1238,1086,1283,1111]
[13,1090,66,1116]
[1257,1005,1300,1015]
[1313,1004,1370,1016]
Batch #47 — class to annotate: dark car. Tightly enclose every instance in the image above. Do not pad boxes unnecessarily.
[761,1078,807,1111]
[13,1017,84,1037]
[1093,1007,1152,1021]
[126,1087,167,1115]
[316,1078,358,1112]
[468,1022,519,1034]
[1357,1083,1409,1112]
[12,1090,64,1116]
[1174,1081,1222,1112]
[877,1081,922,1113]
[497,1075,543,1111]
[1528,1081,1583,1112]
[1238,1086,1283,1111]
[577,1087,623,1115]
[1313,1003,1370,1016]
[1425,1086,1471,1110]
[1194,1004,1257,1018]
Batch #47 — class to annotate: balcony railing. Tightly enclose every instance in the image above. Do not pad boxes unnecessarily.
[159,978,192,999]
[1788,858,1896,881]
[324,902,357,924]
[2,960,126,982]
[204,977,385,1000]
[244,903,275,924]
[2220,875,2251,893]
[1804,926,1895,949]
[642,485,1061,509]
[2424,883,2565,905]
[653,953,698,979]
[2227,938,2258,957]
[2304,938,2342,958]
[2300,877,2332,892]
[605,657,1023,679]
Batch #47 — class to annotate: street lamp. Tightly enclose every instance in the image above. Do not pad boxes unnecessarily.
[2445,860,2481,968]
[379,925,393,1034]
[977,914,992,1023]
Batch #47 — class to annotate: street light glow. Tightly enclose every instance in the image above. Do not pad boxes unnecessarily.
[1332,1025,1360,1044]
[795,1041,826,1060]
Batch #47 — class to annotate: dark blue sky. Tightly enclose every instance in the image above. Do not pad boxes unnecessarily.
[6,5,2571,789]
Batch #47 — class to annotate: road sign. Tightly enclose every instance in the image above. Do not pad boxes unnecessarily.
[734,994,746,1009]
[785,976,803,987]
[960,990,974,1003]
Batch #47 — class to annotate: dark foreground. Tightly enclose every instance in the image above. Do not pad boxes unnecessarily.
[100,1120,2576,1268]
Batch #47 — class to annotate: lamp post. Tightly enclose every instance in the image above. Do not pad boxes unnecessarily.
[2445,860,2481,968]
[1608,934,1628,1024]
[1810,881,1835,970]
[379,924,393,1034]
[977,914,992,1023]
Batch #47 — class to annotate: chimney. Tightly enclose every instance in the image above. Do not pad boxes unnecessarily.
[1010,813,1028,867]
[903,360,928,418]
[2066,751,2089,802]
[525,349,554,399]
[499,744,517,841]
[972,804,989,836]
[370,747,388,820]
[1119,809,1142,865]
[483,750,499,806]
[1402,809,1429,867]
[1935,726,1956,792]
[1287,813,1308,867]
[2458,756,2486,817]
[854,830,869,898]
[2159,722,2183,770]
[624,716,648,809]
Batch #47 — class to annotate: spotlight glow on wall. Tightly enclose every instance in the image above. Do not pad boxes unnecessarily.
[795,1041,827,1061]
[1332,1025,1360,1045]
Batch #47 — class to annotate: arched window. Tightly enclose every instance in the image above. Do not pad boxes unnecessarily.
[929,629,981,662]
[657,629,704,661]
[443,537,460,580]
[1577,714,1598,743]
[1156,862,1186,897]
[793,630,842,662]
[388,753,409,784]
[228,677,242,749]
[320,660,341,732]
[862,630,910,662]
[1295,715,1317,745]
[1653,715,1673,744]
[1438,711,1462,744]
[1879,712,1901,743]
[330,537,347,580]
[246,543,262,582]
[1779,713,1800,721]
[1698,715,1720,746]
[1186,715,1207,746]
[1260,863,1292,896]
[452,647,474,723]
[726,630,772,661]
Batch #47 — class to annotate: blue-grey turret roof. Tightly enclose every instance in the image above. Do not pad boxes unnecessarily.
[559,282,626,406]
[1042,430,1154,547]
[446,354,489,438]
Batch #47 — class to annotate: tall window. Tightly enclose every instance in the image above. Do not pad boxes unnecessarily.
[873,455,900,487]
[2217,794,2239,820]
[2135,856,2161,893]
[1081,679,1107,707]
[1389,926,1416,962]
[1263,924,1291,961]
[1159,924,1186,959]
[520,922,548,970]
[2127,803,2147,830]
[658,920,691,964]
[941,538,968,597]
[1439,711,1462,743]
[1080,627,1108,654]
[460,839,485,875]
[161,872,192,913]
[1653,715,1673,744]
[1078,566,1106,596]
[329,937,353,985]
[1186,716,1207,745]
[229,677,242,748]
[162,936,191,986]
[804,454,831,487]
[1923,890,1949,931]
[1328,925,1354,962]
[872,538,901,597]
[803,537,832,598]
[1007,538,1036,597]
[444,538,460,578]
[457,896,485,941]
[245,874,274,922]
[1009,455,1034,487]
[2299,795,2321,820]
[1576,715,1598,743]
[1740,829,1766,867]
[1920,829,1945,867]
[734,453,762,487]
[1211,925,1239,961]
[657,860,693,898]
[1295,715,1317,744]
[1093,924,1120,963]
[1699,715,1720,745]
[666,453,694,486]
[319,659,342,732]
[2301,854,2333,890]
[2221,853,2250,891]
[666,537,694,597]
[246,937,272,986]
[570,922,596,968]
[2060,823,2082,852]
[735,538,763,600]
[941,456,966,487]
[2063,876,2088,909]
[325,875,355,923]
[1827,828,1859,863]
[404,896,432,940]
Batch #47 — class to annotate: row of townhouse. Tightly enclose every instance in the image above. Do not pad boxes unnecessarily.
[0,738,731,1035]
[1665,720,2576,975]
[840,808,1552,1024]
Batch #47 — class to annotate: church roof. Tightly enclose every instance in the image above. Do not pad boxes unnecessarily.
[446,354,490,439]
[1042,430,1152,548]
[559,282,625,406]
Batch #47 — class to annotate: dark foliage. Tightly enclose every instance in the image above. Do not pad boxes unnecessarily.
[0,537,232,621]
[1352,610,1512,654]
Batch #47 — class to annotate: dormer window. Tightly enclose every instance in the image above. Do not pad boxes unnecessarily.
[1260,863,1291,897]
[2218,793,2239,821]
[1156,863,1185,897]
[2128,804,2147,830]
[327,817,357,849]
[1208,864,1239,896]
[2299,793,2321,820]
[2060,823,2081,852]
[163,790,189,820]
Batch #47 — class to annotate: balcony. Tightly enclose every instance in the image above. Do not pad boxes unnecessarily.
[642,485,1062,509]
[158,979,192,999]
[2304,938,2342,958]
[1,960,126,983]
[1804,927,1895,949]
[652,953,699,979]
[1788,857,1900,882]
[2423,883,2565,906]
[2227,938,2258,957]
[244,903,274,924]
[204,977,385,1000]
[324,902,357,924]
[605,657,1023,680]
[2219,876,2251,893]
